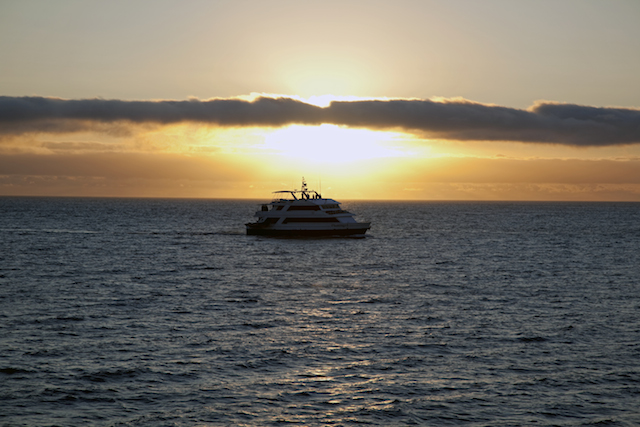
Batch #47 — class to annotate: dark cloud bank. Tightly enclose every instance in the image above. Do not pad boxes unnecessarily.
[1,96,640,146]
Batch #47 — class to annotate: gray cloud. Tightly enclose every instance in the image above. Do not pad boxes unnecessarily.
[1,96,639,146]
[0,96,321,125]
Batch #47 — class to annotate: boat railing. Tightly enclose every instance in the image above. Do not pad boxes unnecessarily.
[271,189,322,202]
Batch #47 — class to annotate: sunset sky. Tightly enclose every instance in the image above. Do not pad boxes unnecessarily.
[2,0,640,200]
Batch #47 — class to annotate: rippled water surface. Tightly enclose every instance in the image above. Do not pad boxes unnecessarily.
[1,197,640,426]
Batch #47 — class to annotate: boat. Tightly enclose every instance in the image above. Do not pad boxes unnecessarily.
[246,179,371,237]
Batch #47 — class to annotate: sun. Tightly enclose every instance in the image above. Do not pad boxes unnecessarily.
[262,124,407,165]
[279,53,372,98]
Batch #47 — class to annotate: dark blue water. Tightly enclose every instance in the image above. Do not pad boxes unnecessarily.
[1,197,640,426]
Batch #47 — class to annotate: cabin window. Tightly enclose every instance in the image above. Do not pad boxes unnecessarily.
[287,205,321,211]
[322,204,339,209]
[275,206,284,210]
[282,218,340,223]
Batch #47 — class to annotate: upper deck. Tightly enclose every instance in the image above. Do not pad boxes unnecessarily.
[270,178,329,203]
[271,189,323,202]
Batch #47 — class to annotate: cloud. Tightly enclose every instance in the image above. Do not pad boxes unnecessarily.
[327,99,640,146]
[399,157,640,184]
[3,153,640,200]
[0,152,250,181]
[0,96,322,132]
[1,95,640,146]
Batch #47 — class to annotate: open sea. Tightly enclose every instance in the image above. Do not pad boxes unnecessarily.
[1,197,639,426]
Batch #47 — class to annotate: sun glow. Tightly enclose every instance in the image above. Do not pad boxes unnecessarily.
[262,124,408,165]
[278,53,372,98]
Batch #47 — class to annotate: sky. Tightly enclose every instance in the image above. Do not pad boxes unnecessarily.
[1,0,640,200]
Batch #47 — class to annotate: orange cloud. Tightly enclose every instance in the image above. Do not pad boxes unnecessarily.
[2,151,640,200]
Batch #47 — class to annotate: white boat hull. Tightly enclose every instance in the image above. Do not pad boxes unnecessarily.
[246,222,370,238]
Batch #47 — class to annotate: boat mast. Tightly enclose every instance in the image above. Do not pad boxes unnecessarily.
[300,177,307,199]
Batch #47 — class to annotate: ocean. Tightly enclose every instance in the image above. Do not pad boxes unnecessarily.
[1,197,639,426]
